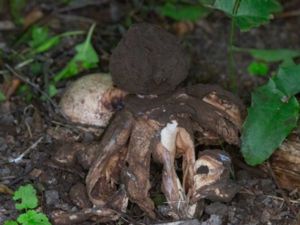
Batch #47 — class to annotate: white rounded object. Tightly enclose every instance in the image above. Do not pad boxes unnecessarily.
[60,73,126,127]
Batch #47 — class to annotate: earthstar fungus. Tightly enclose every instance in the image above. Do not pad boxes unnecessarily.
[52,23,245,224]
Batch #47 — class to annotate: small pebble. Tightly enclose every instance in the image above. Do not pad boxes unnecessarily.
[0,167,11,177]
[202,214,222,225]
[152,219,201,225]
[45,190,59,205]
[205,202,228,216]
[0,137,7,151]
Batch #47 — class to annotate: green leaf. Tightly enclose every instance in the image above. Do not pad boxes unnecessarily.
[4,220,18,225]
[13,184,38,210]
[214,0,282,31]
[241,79,299,165]
[53,61,79,82]
[234,47,300,63]
[273,64,300,97]
[53,24,99,82]
[27,26,62,55]
[34,30,85,54]
[29,26,50,49]
[159,2,210,21]
[72,40,99,65]
[247,61,269,76]
[17,210,51,225]
[34,36,61,54]
[0,90,6,102]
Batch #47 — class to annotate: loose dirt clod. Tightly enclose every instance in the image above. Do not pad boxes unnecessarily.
[110,23,190,95]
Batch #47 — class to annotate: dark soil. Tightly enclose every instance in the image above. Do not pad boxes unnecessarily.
[1,1,300,225]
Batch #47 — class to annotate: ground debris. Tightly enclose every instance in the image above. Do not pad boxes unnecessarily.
[151,215,223,225]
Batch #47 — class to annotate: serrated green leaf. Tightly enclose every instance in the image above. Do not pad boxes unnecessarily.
[241,79,299,165]
[17,210,51,225]
[53,24,99,82]
[13,184,38,210]
[159,2,210,21]
[0,90,6,102]
[247,61,269,76]
[273,64,300,97]
[214,0,282,31]
[234,47,300,63]
[4,220,18,225]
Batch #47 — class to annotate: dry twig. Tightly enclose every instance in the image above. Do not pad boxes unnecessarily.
[9,136,44,164]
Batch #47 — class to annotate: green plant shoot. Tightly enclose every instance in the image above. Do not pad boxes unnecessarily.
[247,61,269,76]
[53,23,99,82]
[13,184,38,210]
[159,2,210,21]
[233,47,300,64]
[214,0,282,31]
[28,26,84,55]
[4,220,19,225]
[4,184,51,225]
[17,210,51,225]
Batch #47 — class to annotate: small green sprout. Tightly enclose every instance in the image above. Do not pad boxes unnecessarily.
[27,25,84,55]
[17,210,51,225]
[159,2,210,21]
[13,184,38,210]
[247,61,269,76]
[4,220,19,225]
[4,184,51,225]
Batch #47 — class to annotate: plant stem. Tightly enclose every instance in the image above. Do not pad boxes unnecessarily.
[83,23,96,51]
[228,0,241,92]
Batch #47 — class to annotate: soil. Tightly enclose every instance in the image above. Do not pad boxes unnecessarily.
[0,1,300,225]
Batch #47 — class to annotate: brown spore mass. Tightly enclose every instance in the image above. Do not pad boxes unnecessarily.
[109,23,190,95]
